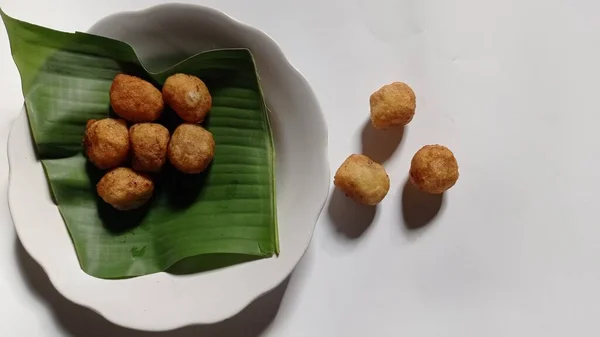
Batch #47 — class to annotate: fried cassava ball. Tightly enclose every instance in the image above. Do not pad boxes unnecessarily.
[334,154,390,205]
[409,145,459,194]
[83,118,129,170]
[162,73,212,123]
[110,74,164,123]
[168,124,215,174]
[129,123,170,173]
[96,167,154,210]
[370,82,416,129]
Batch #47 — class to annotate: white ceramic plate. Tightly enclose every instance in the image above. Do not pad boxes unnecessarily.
[7,3,329,331]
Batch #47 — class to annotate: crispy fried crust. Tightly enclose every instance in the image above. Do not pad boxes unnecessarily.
[83,118,129,170]
[96,167,154,210]
[409,145,459,194]
[129,123,170,173]
[334,154,390,205]
[162,73,212,123]
[168,124,215,174]
[110,74,164,123]
[370,82,416,129]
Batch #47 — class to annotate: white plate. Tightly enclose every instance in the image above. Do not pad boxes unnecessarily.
[7,3,329,331]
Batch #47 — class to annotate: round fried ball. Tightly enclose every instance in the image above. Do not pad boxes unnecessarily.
[83,118,129,170]
[409,145,459,194]
[96,167,154,211]
[129,123,170,173]
[168,124,215,174]
[110,74,164,123]
[334,154,390,206]
[162,73,212,123]
[370,82,416,129]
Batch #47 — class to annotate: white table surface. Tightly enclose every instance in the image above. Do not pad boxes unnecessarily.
[2,0,600,335]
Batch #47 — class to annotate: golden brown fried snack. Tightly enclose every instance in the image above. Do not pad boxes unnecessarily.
[370,82,416,129]
[97,167,154,211]
[334,154,390,205]
[409,145,459,194]
[83,118,129,170]
[162,73,212,123]
[129,123,170,173]
[110,74,163,123]
[168,124,215,174]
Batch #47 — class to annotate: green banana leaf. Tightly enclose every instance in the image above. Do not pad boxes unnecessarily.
[1,9,278,279]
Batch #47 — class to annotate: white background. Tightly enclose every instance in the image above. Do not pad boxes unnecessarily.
[2,0,600,336]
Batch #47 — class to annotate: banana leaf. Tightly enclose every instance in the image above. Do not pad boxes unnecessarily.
[1,9,278,279]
